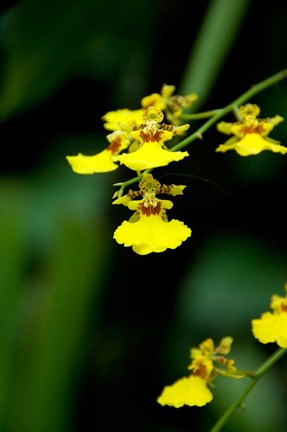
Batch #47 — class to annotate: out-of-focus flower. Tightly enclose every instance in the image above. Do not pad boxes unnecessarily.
[141,83,198,125]
[157,337,244,408]
[252,284,287,348]
[113,173,191,255]
[215,104,286,156]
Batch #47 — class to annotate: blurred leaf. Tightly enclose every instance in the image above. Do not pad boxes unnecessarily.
[0,180,28,429]
[0,159,113,432]
[8,217,111,432]
[179,0,250,108]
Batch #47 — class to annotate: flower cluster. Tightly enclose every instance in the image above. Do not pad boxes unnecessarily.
[66,82,287,254]
[252,284,287,348]
[66,84,196,254]
[66,84,195,174]
[157,337,244,408]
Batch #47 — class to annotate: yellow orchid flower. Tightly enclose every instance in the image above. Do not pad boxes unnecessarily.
[216,104,286,156]
[113,173,191,255]
[157,337,244,408]
[114,106,189,171]
[252,284,287,348]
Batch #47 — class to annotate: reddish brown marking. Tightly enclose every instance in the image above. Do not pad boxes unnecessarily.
[107,137,122,154]
[192,363,209,380]
[128,190,141,199]
[138,201,161,216]
[139,130,163,142]
[240,124,265,135]
[215,356,229,367]
[143,98,158,108]
[160,184,172,194]
[279,304,287,313]
[161,123,174,131]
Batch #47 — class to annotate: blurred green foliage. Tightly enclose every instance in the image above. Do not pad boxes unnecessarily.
[1,0,287,432]
[0,163,112,432]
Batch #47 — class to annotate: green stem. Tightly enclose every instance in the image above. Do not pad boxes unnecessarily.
[113,174,142,197]
[113,168,153,197]
[181,109,221,120]
[172,68,287,152]
[209,347,287,432]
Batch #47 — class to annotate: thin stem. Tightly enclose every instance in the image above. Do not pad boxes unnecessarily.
[181,109,221,120]
[209,347,287,432]
[113,168,152,197]
[113,174,142,197]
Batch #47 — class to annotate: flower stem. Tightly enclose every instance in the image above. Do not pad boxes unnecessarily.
[209,347,287,432]
[180,109,221,120]
[172,68,287,152]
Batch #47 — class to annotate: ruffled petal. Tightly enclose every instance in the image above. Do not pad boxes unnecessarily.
[113,215,191,255]
[157,376,213,408]
[252,312,287,348]
[66,150,118,174]
[114,141,189,171]
[216,133,287,156]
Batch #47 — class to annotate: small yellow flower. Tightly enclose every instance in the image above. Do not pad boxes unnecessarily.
[67,86,193,174]
[141,83,198,125]
[157,337,244,408]
[113,174,191,255]
[66,131,131,174]
[114,106,189,171]
[252,284,287,348]
[102,84,197,130]
[215,104,286,156]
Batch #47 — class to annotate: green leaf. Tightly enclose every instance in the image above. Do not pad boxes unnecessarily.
[0,182,28,429]
[179,0,250,108]
[1,160,113,432]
